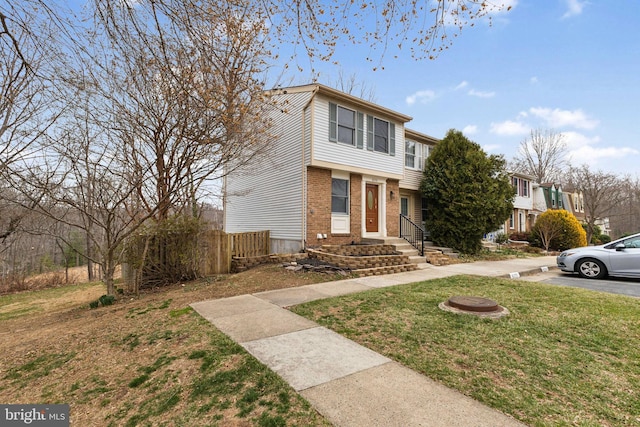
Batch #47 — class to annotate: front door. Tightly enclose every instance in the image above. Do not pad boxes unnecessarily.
[366,184,379,233]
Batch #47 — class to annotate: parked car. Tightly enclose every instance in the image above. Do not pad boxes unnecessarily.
[557,232,640,279]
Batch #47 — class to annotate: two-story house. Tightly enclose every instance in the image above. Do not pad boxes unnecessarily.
[224,83,427,253]
[503,172,536,235]
[540,182,564,211]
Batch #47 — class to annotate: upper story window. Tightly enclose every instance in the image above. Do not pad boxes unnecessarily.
[337,106,356,145]
[405,141,417,168]
[329,102,395,155]
[405,142,435,170]
[329,103,363,148]
[512,177,530,197]
[367,115,395,155]
[374,118,389,153]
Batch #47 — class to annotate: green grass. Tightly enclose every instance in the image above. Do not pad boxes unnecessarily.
[292,275,640,426]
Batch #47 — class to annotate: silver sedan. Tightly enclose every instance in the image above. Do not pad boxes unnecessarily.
[557,232,640,279]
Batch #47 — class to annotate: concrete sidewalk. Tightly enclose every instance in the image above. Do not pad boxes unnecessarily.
[191,256,557,426]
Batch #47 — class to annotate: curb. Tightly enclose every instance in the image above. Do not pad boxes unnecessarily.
[498,265,559,279]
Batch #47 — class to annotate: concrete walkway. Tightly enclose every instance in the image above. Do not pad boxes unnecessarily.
[191,256,558,426]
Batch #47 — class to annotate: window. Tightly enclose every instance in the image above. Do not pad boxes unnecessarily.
[509,212,515,229]
[374,118,389,153]
[512,177,530,197]
[405,141,416,168]
[337,106,355,145]
[405,142,428,170]
[329,103,363,148]
[331,178,349,214]
[400,197,409,216]
[366,115,395,155]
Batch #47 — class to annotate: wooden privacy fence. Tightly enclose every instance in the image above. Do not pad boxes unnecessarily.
[200,230,270,275]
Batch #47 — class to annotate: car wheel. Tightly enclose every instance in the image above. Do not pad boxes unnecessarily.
[576,258,607,279]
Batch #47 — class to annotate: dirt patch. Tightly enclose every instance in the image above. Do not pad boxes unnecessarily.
[0,264,340,426]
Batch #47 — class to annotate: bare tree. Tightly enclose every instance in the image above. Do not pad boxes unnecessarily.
[511,129,567,184]
[607,175,640,237]
[90,0,274,222]
[567,165,628,243]
[0,2,69,241]
[328,70,377,102]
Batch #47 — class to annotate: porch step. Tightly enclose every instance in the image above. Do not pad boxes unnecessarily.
[352,263,418,276]
[362,236,458,266]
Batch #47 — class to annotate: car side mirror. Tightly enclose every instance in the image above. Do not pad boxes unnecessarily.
[615,243,625,251]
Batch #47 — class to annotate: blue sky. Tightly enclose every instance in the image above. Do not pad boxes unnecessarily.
[286,0,640,177]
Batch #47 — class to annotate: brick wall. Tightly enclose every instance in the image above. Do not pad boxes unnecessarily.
[386,179,400,237]
[306,167,400,247]
[306,167,363,247]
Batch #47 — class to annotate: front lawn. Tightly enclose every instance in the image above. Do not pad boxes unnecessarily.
[0,265,334,426]
[292,275,640,426]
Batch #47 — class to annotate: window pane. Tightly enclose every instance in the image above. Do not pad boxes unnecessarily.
[401,198,409,216]
[337,106,354,126]
[337,106,355,145]
[374,118,388,153]
[405,141,415,168]
[331,178,349,214]
[338,126,354,145]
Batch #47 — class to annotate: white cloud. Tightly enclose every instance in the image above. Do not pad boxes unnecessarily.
[455,81,469,90]
[560,131,601,149]
[483,144,502,153]
[562,0,586,19]
[529,107,599,130]
[567,145,640,167]
[468,89,496,98]
[530,76,539,84]
[463,125,478,135]
[490,120,529,136]
[405,90,436,106]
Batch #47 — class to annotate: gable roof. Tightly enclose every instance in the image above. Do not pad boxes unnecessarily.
[266,83,413,123]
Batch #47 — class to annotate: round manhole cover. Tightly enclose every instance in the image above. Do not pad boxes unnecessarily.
[447,296,499,312]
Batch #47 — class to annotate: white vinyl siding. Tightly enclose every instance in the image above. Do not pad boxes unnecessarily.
[314,95,404,177]
[401,142,435,191]
[224,91,311,246]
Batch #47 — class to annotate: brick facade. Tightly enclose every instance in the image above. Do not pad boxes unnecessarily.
[306,166,400,248]
[386,179,400,238]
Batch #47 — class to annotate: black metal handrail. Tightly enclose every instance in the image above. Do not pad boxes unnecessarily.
[399,214,426,256]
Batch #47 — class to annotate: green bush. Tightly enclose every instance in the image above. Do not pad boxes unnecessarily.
[494,232,508,244]
[89,294,116,309]
[99,294,116,306]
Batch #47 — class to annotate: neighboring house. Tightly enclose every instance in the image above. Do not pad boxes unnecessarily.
[224,83,421,253]
[539,182,565,211]
[503,172,536,236]
[399,128,438,232]
[560,187,586,223]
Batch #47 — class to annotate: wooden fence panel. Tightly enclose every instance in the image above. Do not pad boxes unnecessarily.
[200,230,270,275]
[231,231,270,258]
[200,230,231,275]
